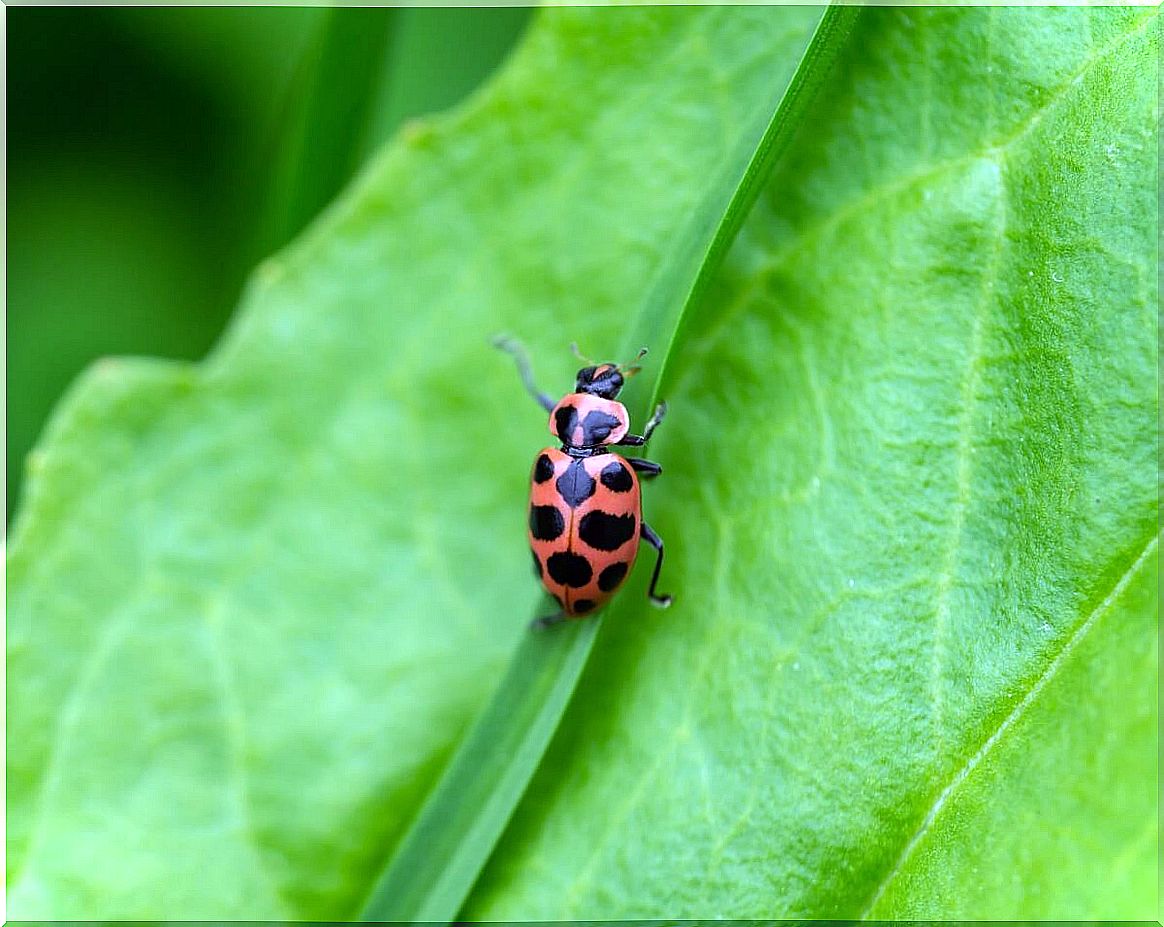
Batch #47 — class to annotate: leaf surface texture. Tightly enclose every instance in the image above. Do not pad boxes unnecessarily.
[7,7,1157,919]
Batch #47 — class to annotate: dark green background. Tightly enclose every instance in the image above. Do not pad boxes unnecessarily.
[7,7,531,521]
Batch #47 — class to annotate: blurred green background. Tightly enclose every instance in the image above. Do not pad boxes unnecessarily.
[7,7,531,522]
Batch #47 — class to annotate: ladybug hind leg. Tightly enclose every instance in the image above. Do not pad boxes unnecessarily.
[640,522,672,608]
[531,609,568,629]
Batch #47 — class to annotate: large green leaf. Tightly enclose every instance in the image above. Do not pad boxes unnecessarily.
[465,7,1159,918]
[8,6,1156,920]
[7,7,822,917]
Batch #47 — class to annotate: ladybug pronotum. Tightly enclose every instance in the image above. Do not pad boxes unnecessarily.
[495,336,672,628]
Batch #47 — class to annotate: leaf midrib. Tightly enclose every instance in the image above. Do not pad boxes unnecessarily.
[860,528,1161,915]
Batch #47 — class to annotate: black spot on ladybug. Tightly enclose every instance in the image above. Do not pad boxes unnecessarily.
[547,551,593,587]
[529,504,565,541]
[533,454,555,483]
[554,405,578,443]
[531,550,544,577]
[597,561,628,592]
[556,458,596,508]
[579,510,637,551]
[573,599,596,614]
[600,460,633,492]
[581,410,622,445]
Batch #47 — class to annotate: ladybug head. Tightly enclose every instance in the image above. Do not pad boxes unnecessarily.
[575,364,624,399]
[572,346,647,399]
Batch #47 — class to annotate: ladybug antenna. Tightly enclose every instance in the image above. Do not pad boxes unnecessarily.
[570,342,595,365]
[618,346,648,378]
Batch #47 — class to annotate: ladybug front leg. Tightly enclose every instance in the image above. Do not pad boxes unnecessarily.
[493,335,555,412]
[618,401,668,446]
[642,401,667,441]
[640,522,672,608]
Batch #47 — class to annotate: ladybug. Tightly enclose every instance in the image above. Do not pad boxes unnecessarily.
[495,336,672,628]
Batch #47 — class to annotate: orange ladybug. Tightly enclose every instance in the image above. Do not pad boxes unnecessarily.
[495,337,671,627]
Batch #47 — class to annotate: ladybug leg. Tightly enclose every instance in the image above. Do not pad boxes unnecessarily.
[640,522,673,608]
[493,335,555,412]
[531,610,567,629]
[625,457,662,480]
[617,401,668,447]
[642,400,668,441]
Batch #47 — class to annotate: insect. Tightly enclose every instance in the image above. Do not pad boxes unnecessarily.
[495,336,672,628]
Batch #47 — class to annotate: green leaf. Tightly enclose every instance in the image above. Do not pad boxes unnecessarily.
[358,9,855,921]
[866,536,1158,917]
[7,7,824,918]
[8,7,1156,920]
[464,7,1159,918]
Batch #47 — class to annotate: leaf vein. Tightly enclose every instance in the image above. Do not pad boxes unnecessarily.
[860,529,1161,917]
[9,591,144,898]
[928,34,1008,753]
[201,607,295,915]
[684,7,1158,379]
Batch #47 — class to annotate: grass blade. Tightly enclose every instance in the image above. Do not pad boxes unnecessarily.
[632,6,860,410]
[356,618,601,921]
[357,7,859,922]
[263,9,396,248]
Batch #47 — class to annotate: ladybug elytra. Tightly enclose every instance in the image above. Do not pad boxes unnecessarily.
[495,336,672,628]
